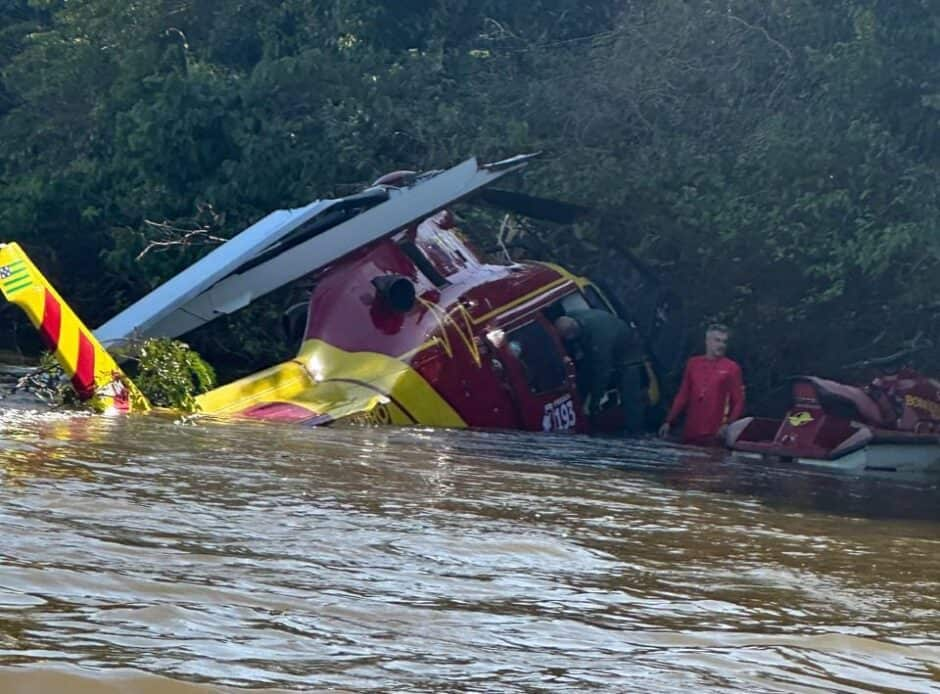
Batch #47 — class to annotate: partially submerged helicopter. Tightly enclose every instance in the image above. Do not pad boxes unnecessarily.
[1,154,683,434]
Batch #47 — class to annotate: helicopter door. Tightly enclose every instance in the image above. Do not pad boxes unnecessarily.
[496,316,586,433]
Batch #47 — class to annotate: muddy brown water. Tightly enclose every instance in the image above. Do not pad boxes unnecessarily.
[0,394,938,692]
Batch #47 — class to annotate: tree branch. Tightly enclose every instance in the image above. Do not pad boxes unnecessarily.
[136,220,227,260]
[842,330,931,369]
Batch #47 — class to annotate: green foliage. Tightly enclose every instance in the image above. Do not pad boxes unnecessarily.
[131,338,216,413]
[9,341,215,414]
[1,0,938,409]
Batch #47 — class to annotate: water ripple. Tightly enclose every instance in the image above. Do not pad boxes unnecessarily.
[0,407,938,691]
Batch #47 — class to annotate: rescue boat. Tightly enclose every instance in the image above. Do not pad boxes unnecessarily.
[725,370,940,474]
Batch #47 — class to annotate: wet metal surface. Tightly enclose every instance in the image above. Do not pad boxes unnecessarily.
[0,400,938,692]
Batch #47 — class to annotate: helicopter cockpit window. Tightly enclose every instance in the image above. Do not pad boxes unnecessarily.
[561,292,592,314]
[581,285,610,311]
[543,288,618,329]
[542,293,588,323]
[505,321,566,394]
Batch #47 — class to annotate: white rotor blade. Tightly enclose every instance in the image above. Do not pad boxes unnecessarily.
[95,154,534,345]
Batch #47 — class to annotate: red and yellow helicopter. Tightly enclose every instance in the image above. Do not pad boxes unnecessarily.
[1,154,683,434]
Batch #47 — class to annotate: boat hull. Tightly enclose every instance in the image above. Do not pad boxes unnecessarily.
[732,442,940,474]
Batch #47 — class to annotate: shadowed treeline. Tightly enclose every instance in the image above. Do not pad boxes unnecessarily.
[1,1,937,410]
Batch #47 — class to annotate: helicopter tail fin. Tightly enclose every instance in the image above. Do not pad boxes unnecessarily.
[0,242,149,413]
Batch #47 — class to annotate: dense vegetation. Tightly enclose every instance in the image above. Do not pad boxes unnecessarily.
[1,0,938,412]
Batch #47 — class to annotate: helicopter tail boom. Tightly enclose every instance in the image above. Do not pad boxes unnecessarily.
[0,242,149,413]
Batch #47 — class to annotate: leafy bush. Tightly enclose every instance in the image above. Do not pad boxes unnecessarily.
[132,337,216,412]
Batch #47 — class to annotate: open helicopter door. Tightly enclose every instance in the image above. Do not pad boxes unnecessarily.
[491,314,587,434]
[95,154,537,347]
[590,253,686,381]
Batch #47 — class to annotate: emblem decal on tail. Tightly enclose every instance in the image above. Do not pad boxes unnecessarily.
[1,260,31,295]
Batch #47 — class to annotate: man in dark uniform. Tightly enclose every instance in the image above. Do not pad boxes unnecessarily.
[554,309,647,433]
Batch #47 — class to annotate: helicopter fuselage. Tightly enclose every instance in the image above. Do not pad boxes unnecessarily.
[203,210,651,435]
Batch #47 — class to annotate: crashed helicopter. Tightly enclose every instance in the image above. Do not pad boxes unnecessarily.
[1,154,683,434]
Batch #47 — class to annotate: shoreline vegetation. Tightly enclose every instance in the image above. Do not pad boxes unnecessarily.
[1,2,937,412]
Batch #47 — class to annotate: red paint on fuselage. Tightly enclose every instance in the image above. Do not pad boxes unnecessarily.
[303,214,588,430]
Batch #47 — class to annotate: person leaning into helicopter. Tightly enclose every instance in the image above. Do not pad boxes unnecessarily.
[554,309,647,433]
[658,323,745,446]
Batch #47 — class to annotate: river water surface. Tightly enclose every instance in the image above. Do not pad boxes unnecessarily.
[0,398,938,692]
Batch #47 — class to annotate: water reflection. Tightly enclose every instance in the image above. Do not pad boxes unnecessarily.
[0,405,938,691]
[447,429,940,522]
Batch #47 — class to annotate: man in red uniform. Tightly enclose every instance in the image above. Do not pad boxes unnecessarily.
[658,323,745,445]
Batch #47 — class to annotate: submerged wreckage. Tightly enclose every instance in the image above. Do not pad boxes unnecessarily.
[1,154,682,434]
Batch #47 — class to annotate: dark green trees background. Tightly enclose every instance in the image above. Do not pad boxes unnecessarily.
[2,0,938,409]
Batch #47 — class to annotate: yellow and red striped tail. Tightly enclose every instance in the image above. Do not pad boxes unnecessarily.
[0,242,149,413]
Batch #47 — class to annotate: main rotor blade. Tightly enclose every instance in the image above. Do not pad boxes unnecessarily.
[95,154,537,346]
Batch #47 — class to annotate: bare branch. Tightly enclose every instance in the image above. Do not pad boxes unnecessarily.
[128,202,228,260]
[842,331,932,369]
[136,222,227,260]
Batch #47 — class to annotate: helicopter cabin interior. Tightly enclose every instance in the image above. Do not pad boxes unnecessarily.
[482,285,637,433]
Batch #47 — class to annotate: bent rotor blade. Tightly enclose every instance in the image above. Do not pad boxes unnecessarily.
[95,154,537,346]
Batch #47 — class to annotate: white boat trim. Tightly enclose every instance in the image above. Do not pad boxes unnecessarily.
[730,443,940,475]
[796,443,940,474]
